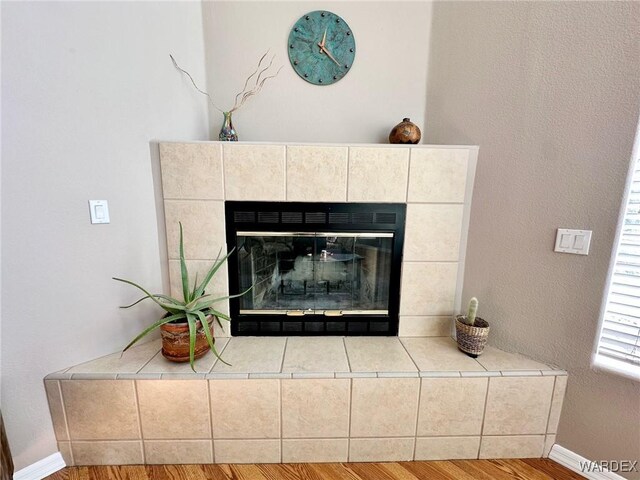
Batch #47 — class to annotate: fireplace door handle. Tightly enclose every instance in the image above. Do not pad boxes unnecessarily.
[286,310,314,316]
[323,310,344,317]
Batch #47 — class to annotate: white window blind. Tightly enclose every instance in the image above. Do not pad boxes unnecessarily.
[595,153,640,380]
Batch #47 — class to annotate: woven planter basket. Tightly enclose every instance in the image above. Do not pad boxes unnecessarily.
[455,315,490,358]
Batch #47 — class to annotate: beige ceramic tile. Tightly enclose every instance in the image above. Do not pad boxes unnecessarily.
[214,439,280,463]
[479,435,545,459]
[62,380,140,440]
[159,143,224,200]
[282,379,350,438]
[483,376,555,435]
[168,260,229,315]
[543,434,556,458]
[45,380,68,441]
[475,346,552,371]
[408,148,469,203]
[399,316,452,337]
[164,200,225,260]
[399,262,458,316]
[349,438,414,462]
[58,441,73,466]
[287,146,348,201]
[144,440,213,464]
[348,147,409,202]
[71,441,143,465]
[210,379,280,439]
[401,337,485,372]
[223,144,285,201]
[547,375,567,433]
[282,439,348,463]
[344,337,417,372]
[282,337,349,373]
[137,380,210,439]
[418,377,487,436]
[67,340,161,375]
[404,204,464,261]
[211,337,286,373]
[414,437,480,461]
[141,339,229,374]
[351,378,420,437]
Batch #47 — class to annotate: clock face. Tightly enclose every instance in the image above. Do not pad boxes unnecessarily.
[288,11,356,86]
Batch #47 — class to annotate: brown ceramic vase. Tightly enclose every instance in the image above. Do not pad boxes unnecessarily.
[389,118,422,144]
[160,315,215,362]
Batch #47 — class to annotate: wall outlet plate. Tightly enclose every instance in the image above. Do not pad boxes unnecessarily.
[554,228,591,255]
[89,200,110,224]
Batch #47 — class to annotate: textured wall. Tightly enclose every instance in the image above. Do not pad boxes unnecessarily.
[1,1,208,470]
[425,1,640,477]
[201,1,432,143]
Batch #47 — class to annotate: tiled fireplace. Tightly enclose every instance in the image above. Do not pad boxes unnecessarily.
[160,142,477,337]
[43,142,567,466]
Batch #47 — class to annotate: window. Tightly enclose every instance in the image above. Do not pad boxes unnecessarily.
[594,126,640,381]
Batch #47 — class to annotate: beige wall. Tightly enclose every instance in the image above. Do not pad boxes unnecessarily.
[425,1,640,477]
[202,1,432,143]
[1,1,208,470]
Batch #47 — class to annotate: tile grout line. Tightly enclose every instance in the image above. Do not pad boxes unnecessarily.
[162,197,466,206]
[132,380,146,464]
[412,377,422,461]
[220,144,226,201]
[136,349,162,374]
[209,338,232,374]
[345,147,350,201]
[347,378,353,462]
[279,379,284,463]
[207,378,216,463]
[56,380,75,466]
[397,337,421,372]
[341,337,353,373]
[477,376,492,459]
[405,148,412,202]
[279,337,289,373]
[544,375,558,434]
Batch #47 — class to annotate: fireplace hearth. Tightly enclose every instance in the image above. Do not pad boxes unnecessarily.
[225,201,406,335]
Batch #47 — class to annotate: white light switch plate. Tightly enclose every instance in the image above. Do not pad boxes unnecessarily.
[89,200,110,224]
[554,228,591,255]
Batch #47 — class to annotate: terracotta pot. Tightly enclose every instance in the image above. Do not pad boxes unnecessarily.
[389,117,422,144]
[160,315,215,362]
[455,315,490,358]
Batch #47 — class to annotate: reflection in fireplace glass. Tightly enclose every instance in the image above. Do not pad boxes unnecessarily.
[236,232,392,314]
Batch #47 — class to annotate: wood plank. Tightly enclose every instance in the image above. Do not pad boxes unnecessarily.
[522,459,585,480]
[306,463,363,480]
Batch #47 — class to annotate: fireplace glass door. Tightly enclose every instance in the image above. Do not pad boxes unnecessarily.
[235,232,393,315]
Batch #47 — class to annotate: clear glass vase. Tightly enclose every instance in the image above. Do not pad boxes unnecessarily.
[218,111,238,141]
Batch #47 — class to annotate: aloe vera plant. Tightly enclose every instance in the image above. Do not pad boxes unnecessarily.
[113,222,249,370]
[466,297,478,326]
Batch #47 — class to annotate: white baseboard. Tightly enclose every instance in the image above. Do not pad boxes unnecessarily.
[549,444,628,480]
[13,452,66,480]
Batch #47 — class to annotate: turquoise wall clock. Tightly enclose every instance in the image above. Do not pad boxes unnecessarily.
[288,11,356,86]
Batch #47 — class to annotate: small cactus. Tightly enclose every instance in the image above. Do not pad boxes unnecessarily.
[466,297,478,326]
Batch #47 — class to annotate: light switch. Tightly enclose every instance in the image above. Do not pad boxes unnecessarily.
[89,200,110,224]
[554,228,591,255]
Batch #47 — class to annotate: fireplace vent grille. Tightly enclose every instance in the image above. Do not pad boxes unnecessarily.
[231,207,399,227]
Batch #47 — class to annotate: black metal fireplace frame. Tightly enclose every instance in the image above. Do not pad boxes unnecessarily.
[224,201,406,336]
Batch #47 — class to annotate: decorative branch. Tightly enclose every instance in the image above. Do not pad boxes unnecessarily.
[170,51,281,115]
[170,55,223,113]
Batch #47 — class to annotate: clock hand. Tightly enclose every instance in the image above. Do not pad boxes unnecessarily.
[320,45,341,66]
[320,28,327,49]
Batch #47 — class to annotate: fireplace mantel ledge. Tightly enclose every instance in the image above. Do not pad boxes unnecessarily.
[46,336,566,380]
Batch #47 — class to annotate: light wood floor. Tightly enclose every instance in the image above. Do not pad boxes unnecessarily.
[46,460,584,480]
